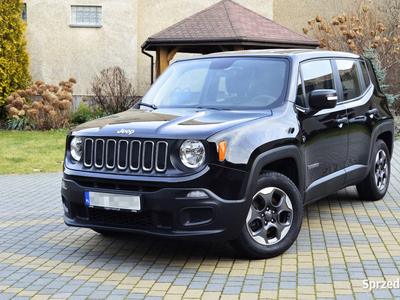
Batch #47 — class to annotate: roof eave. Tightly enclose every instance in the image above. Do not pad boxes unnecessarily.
[141,37,319,51]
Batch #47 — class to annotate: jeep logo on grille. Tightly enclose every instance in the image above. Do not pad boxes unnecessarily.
[117,129,135,135]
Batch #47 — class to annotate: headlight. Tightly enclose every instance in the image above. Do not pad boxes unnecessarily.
[70,137,83,161]
[179,140,205,169]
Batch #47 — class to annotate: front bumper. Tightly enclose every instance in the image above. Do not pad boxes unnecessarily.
[61,169,250,242]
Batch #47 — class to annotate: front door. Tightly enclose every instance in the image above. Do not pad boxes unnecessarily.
[296,59,349,203]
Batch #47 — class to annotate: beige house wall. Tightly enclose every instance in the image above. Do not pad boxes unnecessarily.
[24,0,138,97]
[24,0,273,98]
[273,0,351,34]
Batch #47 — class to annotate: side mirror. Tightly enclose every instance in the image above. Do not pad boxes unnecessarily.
[309,89,337,110]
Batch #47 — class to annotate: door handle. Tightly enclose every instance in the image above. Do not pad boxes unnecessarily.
[366,108,378,119]
[334,117,348,128]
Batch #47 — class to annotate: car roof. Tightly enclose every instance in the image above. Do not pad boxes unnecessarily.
[176,49,361,63]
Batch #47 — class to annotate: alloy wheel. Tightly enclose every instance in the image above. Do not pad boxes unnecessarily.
[246,187,293,245]
[375,149,388,191]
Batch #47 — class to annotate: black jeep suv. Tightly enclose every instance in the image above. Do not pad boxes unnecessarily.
[62,49,394,258]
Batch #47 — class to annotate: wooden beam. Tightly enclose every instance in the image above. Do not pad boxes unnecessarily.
[218,45,228,52]
[156,46,169,78]
[159,47,169,76]
[234,45,244,51]
[167,46,182,62]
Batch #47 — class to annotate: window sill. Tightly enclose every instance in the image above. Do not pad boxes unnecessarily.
[70,24,102,28]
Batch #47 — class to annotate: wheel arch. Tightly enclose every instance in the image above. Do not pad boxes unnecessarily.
[245,145,304,203]
[261,157,299,190]
[371,120,394,160]
[362,120,394,178]
[377,130,393,158]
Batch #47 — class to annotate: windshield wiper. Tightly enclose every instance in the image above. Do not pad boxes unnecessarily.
[138,102,157,109]
[196,106,231,111]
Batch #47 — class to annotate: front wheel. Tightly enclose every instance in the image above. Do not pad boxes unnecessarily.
[356,139,390,201]
[230,171,303,259]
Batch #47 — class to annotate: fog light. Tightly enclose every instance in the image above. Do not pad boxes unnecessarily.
[61,179,67,189]
[187,191,208,198]
[63,202,69,214]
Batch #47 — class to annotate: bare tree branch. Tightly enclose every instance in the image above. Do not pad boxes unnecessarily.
[91,67,139,114]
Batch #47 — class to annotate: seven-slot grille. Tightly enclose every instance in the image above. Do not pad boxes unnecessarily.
[83,138,168,172]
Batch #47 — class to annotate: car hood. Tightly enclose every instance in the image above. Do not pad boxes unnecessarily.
[71,108,272,140]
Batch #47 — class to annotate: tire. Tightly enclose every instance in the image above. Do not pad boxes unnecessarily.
[229,171,303,259]
[356,139,390,201]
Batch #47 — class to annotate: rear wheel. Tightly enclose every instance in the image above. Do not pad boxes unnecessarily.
[356,139,390,201]
[230,171,303,259]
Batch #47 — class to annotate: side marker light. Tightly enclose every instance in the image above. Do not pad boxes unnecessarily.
[219,141,226,161]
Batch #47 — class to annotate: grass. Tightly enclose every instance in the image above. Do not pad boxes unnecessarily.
[0,127,397,175]
[0,130,68,175]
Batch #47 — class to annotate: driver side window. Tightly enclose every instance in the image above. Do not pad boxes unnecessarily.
[299,60,336,108]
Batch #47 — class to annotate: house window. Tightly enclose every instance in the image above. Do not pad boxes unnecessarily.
[71,6,102,27]
[21,3,27,22]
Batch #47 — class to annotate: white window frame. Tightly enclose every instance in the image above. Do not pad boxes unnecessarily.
[70,5,102,28]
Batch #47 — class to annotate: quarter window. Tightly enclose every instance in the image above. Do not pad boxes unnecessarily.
[71,6,102,27]
[300,60,335,107]
[296,75,305,107]
[335,60,362,101]
[360,61,371,90]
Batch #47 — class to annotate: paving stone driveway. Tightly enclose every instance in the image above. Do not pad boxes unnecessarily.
[0,141,399,300]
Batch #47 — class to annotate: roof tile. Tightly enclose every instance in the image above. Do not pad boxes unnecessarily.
[148,0,316,45]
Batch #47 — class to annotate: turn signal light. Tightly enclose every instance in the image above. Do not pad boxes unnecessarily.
[219,141,226,161]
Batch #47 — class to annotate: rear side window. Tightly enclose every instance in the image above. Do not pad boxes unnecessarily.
[360,61,371,89]
[300,60,335,107]
[335,60,362,101]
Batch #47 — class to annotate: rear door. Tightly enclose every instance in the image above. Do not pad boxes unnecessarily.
[334,59,374,184]
[296,59,349,203]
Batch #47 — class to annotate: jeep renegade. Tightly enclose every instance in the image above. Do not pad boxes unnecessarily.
[62,49,394,258]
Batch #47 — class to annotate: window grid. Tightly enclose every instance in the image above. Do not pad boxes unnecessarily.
[71,6,102,27]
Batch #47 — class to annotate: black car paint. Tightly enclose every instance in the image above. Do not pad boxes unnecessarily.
[70,108,272,141]
[62,50,394,241]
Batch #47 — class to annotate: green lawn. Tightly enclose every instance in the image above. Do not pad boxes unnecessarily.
[0,130,68,175]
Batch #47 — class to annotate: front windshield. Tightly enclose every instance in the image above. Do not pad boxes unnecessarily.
[141,57,289,110]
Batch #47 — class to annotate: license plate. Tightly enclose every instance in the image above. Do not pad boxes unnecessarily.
[85,191,141,211]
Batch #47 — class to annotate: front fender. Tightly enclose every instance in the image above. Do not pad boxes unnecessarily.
[242,145,304,202]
